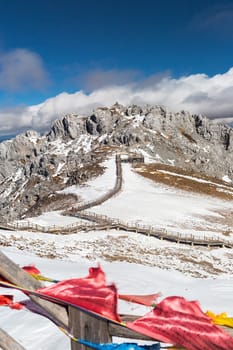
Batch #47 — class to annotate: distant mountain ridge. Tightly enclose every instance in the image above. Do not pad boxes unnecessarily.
[0,134,17,143]
[0,103,232,222]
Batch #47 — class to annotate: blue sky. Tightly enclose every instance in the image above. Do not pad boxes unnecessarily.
[1,0,233,135]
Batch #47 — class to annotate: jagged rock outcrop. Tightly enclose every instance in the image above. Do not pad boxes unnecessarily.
[47,114,87,141]
[0,103,233,222]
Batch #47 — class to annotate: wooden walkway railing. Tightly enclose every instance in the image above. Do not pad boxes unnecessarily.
[72,154,122,212]
[1,155,233,349]
[0,153,232,249]
[69,210,233,248]
[1,209,233,248]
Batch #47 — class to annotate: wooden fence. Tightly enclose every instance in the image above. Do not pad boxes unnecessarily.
[1,155,233,349]
[0,152,233,248]
[2,209,232,249]
[71,154,122,212]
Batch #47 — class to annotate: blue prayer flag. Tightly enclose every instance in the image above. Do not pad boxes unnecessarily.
[78,339,160,350]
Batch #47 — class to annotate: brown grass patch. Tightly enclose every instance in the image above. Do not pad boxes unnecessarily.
[134,163,233,201]
[178,255,224,275]
[25,193,77,218]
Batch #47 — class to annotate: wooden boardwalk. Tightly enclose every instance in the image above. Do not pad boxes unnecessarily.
[1,154,233,249]
[1,155,233,349]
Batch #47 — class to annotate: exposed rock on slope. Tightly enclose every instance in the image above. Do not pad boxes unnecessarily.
[0,103,232,222]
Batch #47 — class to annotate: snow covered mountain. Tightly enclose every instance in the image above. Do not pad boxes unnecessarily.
[1,104,233,349]
[0,103,233,222]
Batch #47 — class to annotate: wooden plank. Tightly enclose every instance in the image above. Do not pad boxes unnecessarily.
[221,325,233,338]
[109,323,153,341]
[68,306,111,350]
[0,328,26,350]
[68,310,187,348]
[0,250,68,328]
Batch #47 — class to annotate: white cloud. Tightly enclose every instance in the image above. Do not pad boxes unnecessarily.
[0,49,49,92]
[1,68,233,136]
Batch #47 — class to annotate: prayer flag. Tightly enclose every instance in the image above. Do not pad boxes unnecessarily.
[22,265,41,275]
[119,293,161,306]
[0,294,23,310]
[127,296,233,350]
[37,266,121,322]
[78,339,160,350]
[206,310,233,328]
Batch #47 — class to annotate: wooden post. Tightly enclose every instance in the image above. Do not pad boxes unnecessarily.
[0,328,26,350]
[68,307,111,350]
[0,250,68,328]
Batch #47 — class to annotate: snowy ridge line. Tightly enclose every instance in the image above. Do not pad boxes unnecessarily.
[2,209,232,248]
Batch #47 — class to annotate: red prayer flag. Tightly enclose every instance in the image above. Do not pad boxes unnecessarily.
[36,266,121,322]
[22,265,41,275]
[0,295,23,310]
[119,293,161,306]
[0,265,41,282]
[0,294,14,306]
[127,296,233,350]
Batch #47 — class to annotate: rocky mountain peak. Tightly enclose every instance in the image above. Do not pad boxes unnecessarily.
[0,103,232,222]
